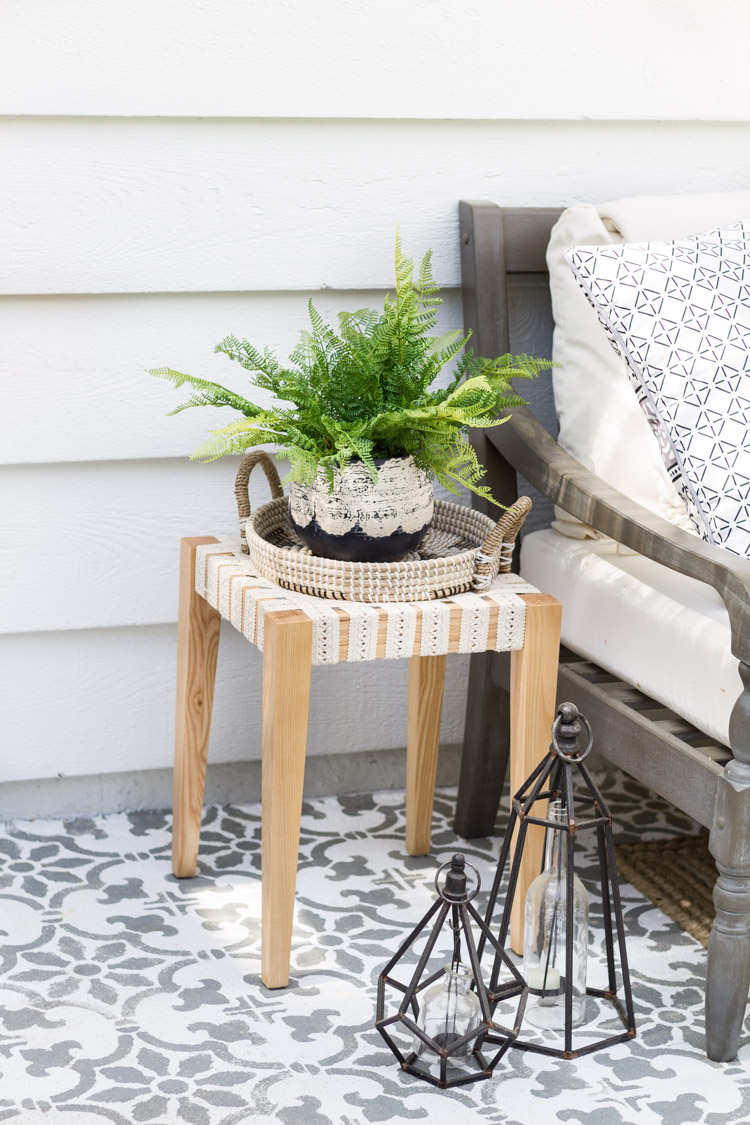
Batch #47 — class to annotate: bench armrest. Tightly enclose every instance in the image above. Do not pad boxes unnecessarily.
[496,406,750,663]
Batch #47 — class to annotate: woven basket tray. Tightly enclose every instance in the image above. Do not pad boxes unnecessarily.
[234,451,532,602]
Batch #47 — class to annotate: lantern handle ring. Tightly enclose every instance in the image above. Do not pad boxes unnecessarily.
[552,708,593,762]
[434,858,481,903]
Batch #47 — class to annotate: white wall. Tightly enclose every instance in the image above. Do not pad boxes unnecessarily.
[2,0,750,798]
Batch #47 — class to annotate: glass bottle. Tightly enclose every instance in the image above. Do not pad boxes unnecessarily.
[522,800,589,1029]
[412,961,482,1061]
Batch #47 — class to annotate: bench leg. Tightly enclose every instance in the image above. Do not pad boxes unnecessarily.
[172,536,221,878]
[454,651,511,839]
[261,610,313,989]
[509,593,562,953]
[706,664,750,1059]
[706,854,750,1061]
[406,654,446,856]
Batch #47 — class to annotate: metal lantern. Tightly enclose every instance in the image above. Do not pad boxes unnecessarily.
[376,853,527,1088]
[481,702,635,1059]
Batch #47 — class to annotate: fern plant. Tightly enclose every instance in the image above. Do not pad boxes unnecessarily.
[149,235,555,506]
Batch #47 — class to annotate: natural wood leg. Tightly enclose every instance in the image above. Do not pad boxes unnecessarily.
[261,610,313,989]
[454,651,510,839]
[172,536,221,878]
[406,654,446,855]
[509,593,562,953]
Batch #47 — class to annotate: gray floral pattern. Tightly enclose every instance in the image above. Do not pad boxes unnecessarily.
[0,772,748,1124]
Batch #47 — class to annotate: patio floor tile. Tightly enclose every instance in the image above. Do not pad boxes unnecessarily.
[0,769,748,1124]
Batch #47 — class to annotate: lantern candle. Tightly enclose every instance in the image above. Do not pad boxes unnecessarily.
[526,965,561,993]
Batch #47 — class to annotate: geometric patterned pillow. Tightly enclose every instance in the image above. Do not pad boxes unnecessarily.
[567,222,750,557]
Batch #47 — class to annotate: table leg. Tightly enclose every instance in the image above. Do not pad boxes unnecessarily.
[173,536,221,878]
[261,610,313,989]
[509,593,562,953]
[406,653,447,856]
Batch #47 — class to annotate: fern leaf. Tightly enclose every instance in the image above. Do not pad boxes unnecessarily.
[148,367,261,416]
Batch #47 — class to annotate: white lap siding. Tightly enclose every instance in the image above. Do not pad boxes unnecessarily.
[2,0,750,796]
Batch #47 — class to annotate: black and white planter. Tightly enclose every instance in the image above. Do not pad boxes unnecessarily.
[289,455,434,562]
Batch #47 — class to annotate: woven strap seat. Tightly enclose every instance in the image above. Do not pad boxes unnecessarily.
[195,537,539,666]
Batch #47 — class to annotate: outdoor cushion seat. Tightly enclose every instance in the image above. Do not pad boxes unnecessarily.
[521,527,741,745]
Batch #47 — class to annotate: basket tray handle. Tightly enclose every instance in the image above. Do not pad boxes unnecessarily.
[235,450,284,554]
[472,496,532,589]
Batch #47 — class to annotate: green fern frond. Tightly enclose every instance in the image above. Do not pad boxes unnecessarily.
[190,419,277,461]
[148,367,261,416]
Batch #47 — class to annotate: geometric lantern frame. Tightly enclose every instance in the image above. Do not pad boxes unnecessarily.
[376,852,527,1088]
[480,702,636,1060]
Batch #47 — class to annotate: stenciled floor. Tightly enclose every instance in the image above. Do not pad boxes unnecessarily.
[1,768,749,1125]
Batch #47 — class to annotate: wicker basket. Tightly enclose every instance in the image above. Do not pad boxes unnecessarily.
[234,451,532,602]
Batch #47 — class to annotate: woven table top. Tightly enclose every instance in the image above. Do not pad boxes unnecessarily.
[196,537,539,666]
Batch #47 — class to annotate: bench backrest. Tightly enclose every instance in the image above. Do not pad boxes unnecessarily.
[459,201,563,535]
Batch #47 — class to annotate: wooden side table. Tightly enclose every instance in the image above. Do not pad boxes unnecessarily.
[172,535,561,989]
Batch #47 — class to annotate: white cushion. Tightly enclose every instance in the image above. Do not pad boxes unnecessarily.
[547,192,750,537]
[567,221,750,558]
[520,527,740,745]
